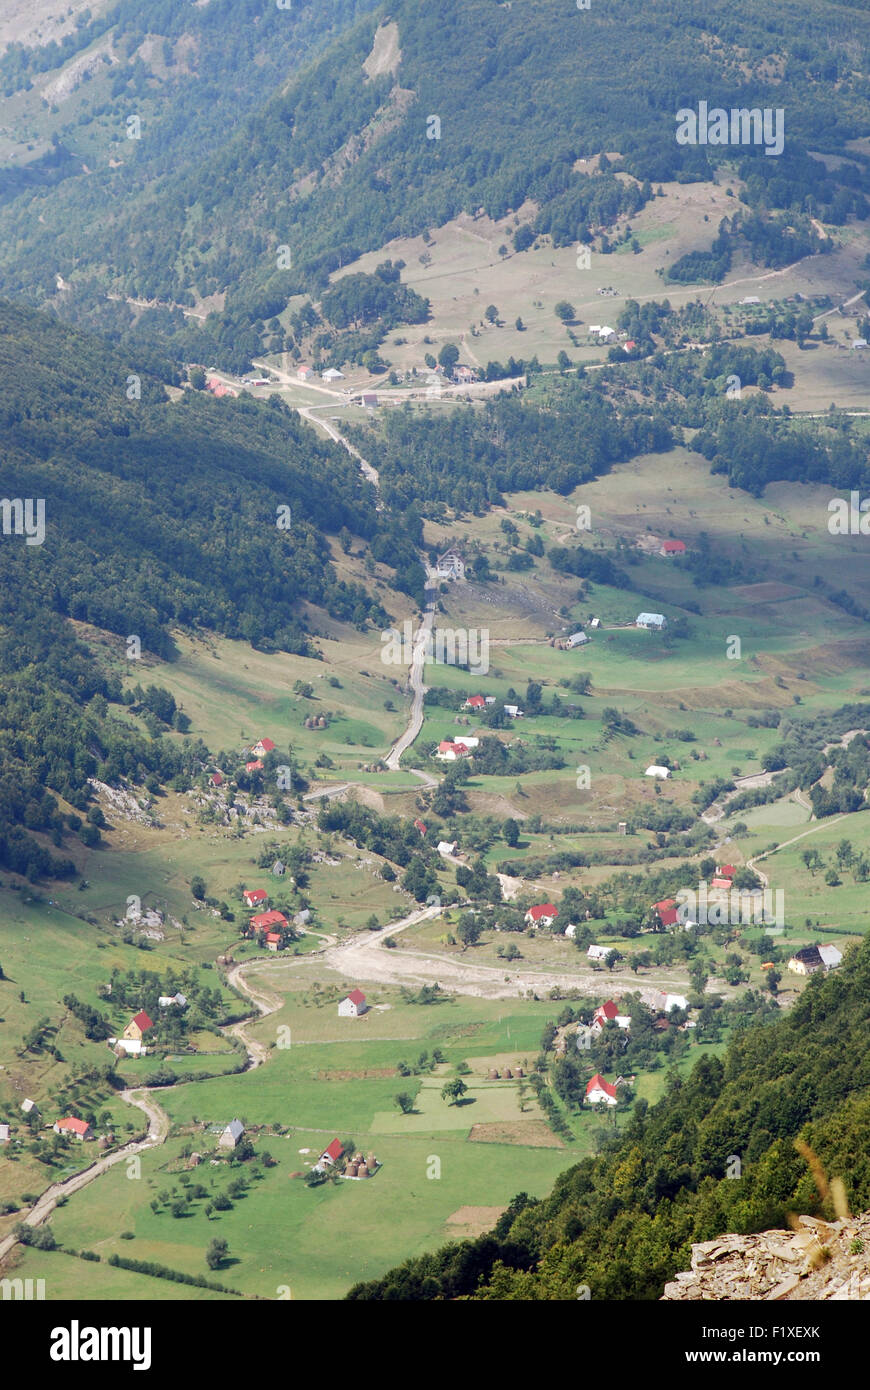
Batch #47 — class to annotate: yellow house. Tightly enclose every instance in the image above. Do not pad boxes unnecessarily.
[123,1010,154,1042]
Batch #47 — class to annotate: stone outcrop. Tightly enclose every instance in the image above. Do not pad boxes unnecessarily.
[662,1213,870,1300]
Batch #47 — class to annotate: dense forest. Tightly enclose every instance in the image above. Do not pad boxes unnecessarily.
[347,935,870,1299]
[0,0,868,365]
[347,384,673,512]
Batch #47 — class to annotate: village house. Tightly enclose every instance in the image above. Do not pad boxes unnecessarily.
[525,903,559,928]
[209,771,224,787]
[338,989,368,1017]
[251,738,276,758]
[158,992,187,1009]
[636,612,667,630]
[413,818,427,836]
[503,704,524,718]
[218,1119,245,1150]
[436,740,471,761]
[818,944,843,970]
[246,759,264,772]
[591,1000,631,1032]
[585,1074,618,1106]
[451,735,479,750]
[435,547,465,580]
[652,897,679,928]
[123,1010,154,1043]
[787,945,841,975]
[565,630,589,648]
[645,765,670,779]
[110,1037,147,1057]
[649,990,689,1013]
[453,364,478,384]
[660,540,686,556]
[322,367,345,382]
[587,943,613,961]
[265,931,282,952]
[438,840,459,857]
[361,392,379,407]
[297,364,313,380]
[54,1117,93,1141]
[206,377,238,399]
[0,1124,11,1145]
[250,909,288,934]
[318,1137,343,1169]
[463,695,486,710]
[20,1099,37,1116]
[243,889,269,908]
[272,859,286,876]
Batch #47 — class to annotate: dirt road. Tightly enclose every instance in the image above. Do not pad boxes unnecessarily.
[385,573,438,772]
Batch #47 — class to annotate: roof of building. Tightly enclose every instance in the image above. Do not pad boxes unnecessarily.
[224,1119,245,1142]
[637,612,666,624]
[596,1000,619,1020]
[659,907,679,927]
[321,1138,343,1162]
[57,1116,91,1135]
[586,1073,617,1099]
[346,989,366,1006]
[251,909,288,930]
[244,889,268,903]
[255,737,276,752]
[661,540,686,553]
[130,1010,154,1033]
[413,818,427,833]
[818,945,843,967]
[718,865,736,877]
[246,759,264,771]
[466,695,486,707]
[265,932,282,944]
[711,877,733,890]
[528,903,558,920]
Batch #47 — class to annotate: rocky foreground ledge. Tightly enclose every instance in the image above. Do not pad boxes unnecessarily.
[662,1213,870,1300]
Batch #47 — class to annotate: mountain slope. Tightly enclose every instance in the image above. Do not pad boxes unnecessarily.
[0,0,868,365]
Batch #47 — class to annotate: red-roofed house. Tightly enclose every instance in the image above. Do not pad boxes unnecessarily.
[123,1011,154,1042]
[585,1074,618,1106]
[244,889,269,908]
[251,909,288,933]
[265,931,282,952]
[592,999,619,1026]
[623,340,637,352]
[436,740,470,761]
[338,989,368,1018]
[319,1138,343,1166]
[252,738,276,757]
[652,898,676,913]
[413,819,427,836]
[210,772,224,787]
[245,759,264,772]
[463,695,486,710]
[661,540,686,556]
[711,877,732,891]
[54,1117,93,1140]
[206,377,238,399]
[718,865,736,879]
[525,903,559,927]
[658,906,679,928]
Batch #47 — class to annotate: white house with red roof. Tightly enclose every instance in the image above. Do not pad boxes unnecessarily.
[54,1116,94,1140]
[210,771,224,787]
[591,1000,631,1032]
[463,695,486,710]
[436,740,471,761]
[318,1137,343,1167]
[338,989,368,1017]
[251,738,276,757]
[585,1074,618,1106]
[717,865,736,879]
[525,903,559,927]
[243,889,269,908]
[652,897,679,928]
[710,876,733,891]
[660,540,686,556]
[413,818,427,836]
[245,759,264,772]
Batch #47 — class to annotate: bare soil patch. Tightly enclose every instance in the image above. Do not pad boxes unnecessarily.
[468,1121,566,1149]
[445,1204,508,1237]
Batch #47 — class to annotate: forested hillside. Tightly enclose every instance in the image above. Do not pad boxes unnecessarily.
[0,0,868,366]
[347,936,870,1300]
[0,301,395,879]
